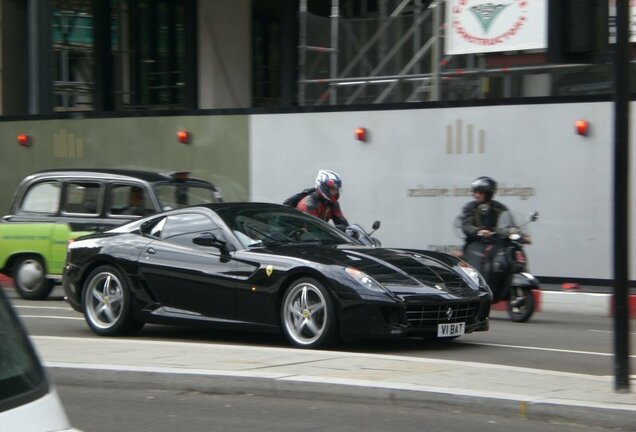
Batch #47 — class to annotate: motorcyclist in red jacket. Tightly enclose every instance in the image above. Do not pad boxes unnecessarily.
[296,170,349,227]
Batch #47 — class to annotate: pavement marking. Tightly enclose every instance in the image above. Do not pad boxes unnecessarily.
[587,329,636,336]
[20,315,84,321]
[15,305,74,311]
[463,341,636,358]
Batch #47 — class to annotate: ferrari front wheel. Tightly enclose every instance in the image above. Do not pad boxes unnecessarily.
[281,278,336,349]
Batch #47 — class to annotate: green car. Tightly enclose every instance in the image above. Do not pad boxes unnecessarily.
[0,169,223,299]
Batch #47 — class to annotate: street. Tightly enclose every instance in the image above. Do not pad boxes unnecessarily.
[3,284,635,431]
[10,285,635,377]
[57,383,615,432]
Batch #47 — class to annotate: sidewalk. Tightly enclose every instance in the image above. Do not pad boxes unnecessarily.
[36,335,636,430]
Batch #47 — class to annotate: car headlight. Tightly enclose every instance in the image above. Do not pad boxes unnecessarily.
[458,260,483,288]
[345,267,388,293]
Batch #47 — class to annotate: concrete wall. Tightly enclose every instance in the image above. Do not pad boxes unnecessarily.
[0,114,250,212]
[249,102,635,281]
[0,100,633,281]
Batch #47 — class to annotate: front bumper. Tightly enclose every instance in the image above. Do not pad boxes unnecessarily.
[62,263,82,312]
[338,293,491,342]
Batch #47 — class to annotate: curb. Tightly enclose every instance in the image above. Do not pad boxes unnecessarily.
[47,364,636,430]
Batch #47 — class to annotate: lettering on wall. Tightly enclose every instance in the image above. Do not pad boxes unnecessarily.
[407,185,536,200]
[54,129,85,159]
[446,119,486,154]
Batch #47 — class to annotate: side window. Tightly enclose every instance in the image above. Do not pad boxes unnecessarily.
[109,184,153,217]
[63,182,102,215]
[147,217,167,238]
[19,181,61,214]
[0,294,47,410]
[160,213,224,248]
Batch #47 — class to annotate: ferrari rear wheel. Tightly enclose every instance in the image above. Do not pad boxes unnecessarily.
[281,278,336,349]
[82,265,143,336]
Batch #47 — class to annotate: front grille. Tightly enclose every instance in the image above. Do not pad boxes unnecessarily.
[406,302,480,328]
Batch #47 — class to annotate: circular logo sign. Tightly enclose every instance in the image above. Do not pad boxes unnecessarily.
[451,0,529,47]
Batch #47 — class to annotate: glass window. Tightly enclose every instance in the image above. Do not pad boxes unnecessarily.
[153,184,223,211]
[216,205,352,248]
[52,0,95,111]
[109,184,153,217]
[20,182,61,214]
[63,182,102,215]
[160,213,223,248]
[0,292,47,411]
[117,0,187,108]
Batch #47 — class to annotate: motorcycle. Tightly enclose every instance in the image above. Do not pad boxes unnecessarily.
[345,220,382,247]
[455,207,540,322]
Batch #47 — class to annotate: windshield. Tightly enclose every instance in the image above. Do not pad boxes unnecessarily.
[215,206,355,248]
[496,210,518,230]
[154,183,223,210]
[0,290,47,410]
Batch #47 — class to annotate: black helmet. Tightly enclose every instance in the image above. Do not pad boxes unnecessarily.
[471,176,497,200]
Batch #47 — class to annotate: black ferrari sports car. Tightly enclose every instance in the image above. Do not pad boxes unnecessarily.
[63,202,491,349]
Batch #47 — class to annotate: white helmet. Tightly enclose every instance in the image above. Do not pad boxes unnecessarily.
[315,170,342,203]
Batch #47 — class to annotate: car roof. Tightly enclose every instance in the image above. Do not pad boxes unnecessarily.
[193,202,294,212]
[26,168,213,185]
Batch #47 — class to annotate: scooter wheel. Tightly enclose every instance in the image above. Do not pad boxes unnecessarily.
[507,286,535,322]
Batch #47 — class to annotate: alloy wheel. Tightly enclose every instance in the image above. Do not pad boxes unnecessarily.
[85,271,125,330]
[282,281,328,347]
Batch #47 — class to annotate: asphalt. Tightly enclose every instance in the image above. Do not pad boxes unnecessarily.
[2,274,635,429]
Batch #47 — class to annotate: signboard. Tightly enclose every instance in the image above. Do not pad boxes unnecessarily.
[608,1,636,42]
[445,0,547,55]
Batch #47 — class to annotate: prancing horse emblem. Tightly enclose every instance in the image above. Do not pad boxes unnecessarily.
[266,265,274,277]
[446,307,454,320]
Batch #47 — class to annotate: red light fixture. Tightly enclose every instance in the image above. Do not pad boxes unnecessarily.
[17,134,31,147]
[177,130,191,144]
[575,120,590,136]
[355,127,368,142]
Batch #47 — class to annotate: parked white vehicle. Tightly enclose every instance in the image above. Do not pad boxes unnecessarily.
[0,283,80,431]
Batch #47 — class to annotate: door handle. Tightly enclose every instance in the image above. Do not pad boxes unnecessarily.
[146,247,157,255]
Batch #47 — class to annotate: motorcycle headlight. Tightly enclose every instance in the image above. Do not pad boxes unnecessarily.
[345,267,387,293]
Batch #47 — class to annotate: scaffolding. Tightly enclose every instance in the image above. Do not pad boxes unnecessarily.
[299,0,444,106]
[297,0,608,106]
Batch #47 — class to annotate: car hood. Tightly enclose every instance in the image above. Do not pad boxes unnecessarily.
[260,244,478,297]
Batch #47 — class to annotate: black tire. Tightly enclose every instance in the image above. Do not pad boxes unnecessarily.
[507,286,536,323]
[280,277,337,349]
[13,255,54,300]
[82,265,143,336]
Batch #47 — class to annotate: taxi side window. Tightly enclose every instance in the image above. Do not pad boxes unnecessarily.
[109,184,153,216]
[20,181,61,214]
[63,182,102,215]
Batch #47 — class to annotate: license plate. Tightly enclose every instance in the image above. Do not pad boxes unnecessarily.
[437,322,465,337]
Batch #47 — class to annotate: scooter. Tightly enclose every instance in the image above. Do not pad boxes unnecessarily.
[455,208,540,322]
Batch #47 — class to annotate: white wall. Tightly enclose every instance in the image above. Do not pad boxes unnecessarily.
[249,102,635,281]
[198,0,251,109]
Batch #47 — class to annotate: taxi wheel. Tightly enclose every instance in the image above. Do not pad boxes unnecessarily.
[281,277,337,349]
[14,255,54,300]
[82,265,143,336]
